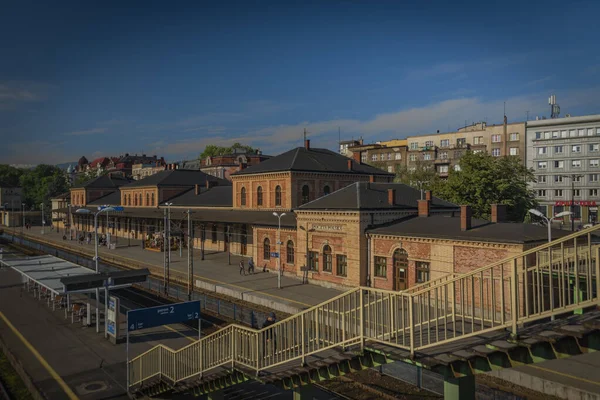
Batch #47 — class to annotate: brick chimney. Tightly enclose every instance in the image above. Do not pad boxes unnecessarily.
[388,189,395,206]
[347,159,353,171]
[195,184,200,195]
[491,204,506,223]
[352,152,361,163]
[369,175,375,183]
[461,205,472,231]
[418,199,429,217]
[239,162,246,171]
[304,139,310,150]
[425,190,432,201]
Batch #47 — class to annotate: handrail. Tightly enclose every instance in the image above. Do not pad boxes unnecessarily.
[411,224,600,296]
[128,225,600,391]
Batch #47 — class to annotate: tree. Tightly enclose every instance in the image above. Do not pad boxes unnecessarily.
[434,152,537,221]
[0,164,24,187]
[394,161,442,193]
[74,168,108,186]
[19,165,69,210]
[199,143,257,159]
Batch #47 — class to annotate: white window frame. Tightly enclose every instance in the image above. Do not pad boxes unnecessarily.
[538,147,547,155]
[591,159,600,167]
[492,148,501,157]
[537,161,547,169]
[394,152,401,160]
[554,160,564,168]
[423,153,431,161]
[509,147,518,156]
[554,189,563,197]
[510,133,519,141]
[538,175,547,183]
[491,134,501,143]
[554,146,563,154]
[572,145,582,153]
[572,160,581,168]
[589,144,599,152]
[590,189,599,197]
[440,139,450,147]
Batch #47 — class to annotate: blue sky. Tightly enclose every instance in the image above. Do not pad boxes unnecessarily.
[1,0,600,165]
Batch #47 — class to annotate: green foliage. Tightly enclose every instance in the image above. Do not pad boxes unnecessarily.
[199,143,257,159]
[394,161,442,192]
[433,152,537,221]
[19,165,69,210]
[0,165,24,187]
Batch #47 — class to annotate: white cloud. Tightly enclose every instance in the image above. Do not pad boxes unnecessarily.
[0,81,55,107]
[64,128,107,136]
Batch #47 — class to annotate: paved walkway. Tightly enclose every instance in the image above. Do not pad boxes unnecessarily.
[0,267,193,400]
[5,227,342,313]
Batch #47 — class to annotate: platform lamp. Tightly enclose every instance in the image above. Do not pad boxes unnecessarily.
[75,206,115,334]
[528,209,573,242]
[273,212,286,289]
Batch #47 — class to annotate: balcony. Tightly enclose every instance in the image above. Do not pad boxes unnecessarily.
[449,143,470,150]
[434,158,451,164]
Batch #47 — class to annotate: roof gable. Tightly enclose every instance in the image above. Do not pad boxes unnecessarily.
[298,182,458,210]
[232,147,393,176]
[123,169,231,188]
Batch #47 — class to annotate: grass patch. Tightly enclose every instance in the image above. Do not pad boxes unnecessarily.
[0,350,33,400]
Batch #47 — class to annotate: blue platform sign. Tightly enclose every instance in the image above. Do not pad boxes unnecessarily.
[270,252,279,258]
[127,300,201,332]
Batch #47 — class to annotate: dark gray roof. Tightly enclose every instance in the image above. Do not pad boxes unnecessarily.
[72,175,131,189]
[166,186,233,207]
[87,191,121,206]
[298,182,458,210]
[368,215,571,244]
[123,170,230,188]
[66,206,296,228]
[232,147,393,176]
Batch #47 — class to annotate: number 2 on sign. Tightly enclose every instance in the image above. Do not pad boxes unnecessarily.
[170,306,174,314]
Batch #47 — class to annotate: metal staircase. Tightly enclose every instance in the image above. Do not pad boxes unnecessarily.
[128,225,600,398]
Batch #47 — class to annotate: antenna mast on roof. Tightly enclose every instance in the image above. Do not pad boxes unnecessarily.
[338,126,341,149]
[303,128,307,143]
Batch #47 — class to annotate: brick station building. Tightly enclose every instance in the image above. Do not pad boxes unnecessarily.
[57,140,566,291]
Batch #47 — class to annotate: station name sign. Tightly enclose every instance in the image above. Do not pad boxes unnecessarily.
[312,225,343,231]
[554,201,597,206]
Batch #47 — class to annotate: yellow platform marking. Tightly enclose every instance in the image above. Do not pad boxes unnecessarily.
[0,311,80,400]
[527,364,600,386]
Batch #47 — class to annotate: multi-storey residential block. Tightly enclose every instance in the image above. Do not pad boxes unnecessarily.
[405,119,526,177]
[339,139,363,156]
[526,114,600,225]
[347,141,408,174]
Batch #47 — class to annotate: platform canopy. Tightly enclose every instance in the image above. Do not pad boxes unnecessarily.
[0,254,101,295]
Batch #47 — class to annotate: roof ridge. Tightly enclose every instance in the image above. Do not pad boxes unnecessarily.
[289,147,301,169]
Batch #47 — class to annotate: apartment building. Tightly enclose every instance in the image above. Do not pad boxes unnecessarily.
[526,114,600,225]
[346,141,408,174]
[405,120,526,177]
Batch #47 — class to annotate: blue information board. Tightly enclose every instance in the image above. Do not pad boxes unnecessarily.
[270,252,279,258]
[127,300,201,332]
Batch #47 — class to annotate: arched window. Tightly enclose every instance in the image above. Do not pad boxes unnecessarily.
[128,194,132,206]
[301,185,310,204]
[263,238,271,260]
[151,193,155,206]
[275,186,282,206]
[323,245,332,272]
[257,186,263,206]
[146,193,150,206]
[241,187,246,206]
[134,194,138,206]
[286,240,294,264]
[323,185,331,196]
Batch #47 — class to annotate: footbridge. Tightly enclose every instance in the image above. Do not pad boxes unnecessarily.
[128,225,600,399]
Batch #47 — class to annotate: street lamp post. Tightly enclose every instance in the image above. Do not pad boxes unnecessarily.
[164,202,173,295]
[186,210,194,300]
[273,212,286,289]
[76,206,115,335]
[21,203,25,234]
[40,203,44,235]
[528,209,573,242]
[562,174,584,231]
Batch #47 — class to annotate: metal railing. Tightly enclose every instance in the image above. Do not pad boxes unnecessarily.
[128,225,600,389]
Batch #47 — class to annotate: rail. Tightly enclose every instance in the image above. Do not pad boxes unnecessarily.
[128,225,600,389]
